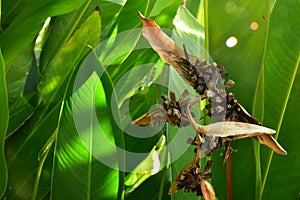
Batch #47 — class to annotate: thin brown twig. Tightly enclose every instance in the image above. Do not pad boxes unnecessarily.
[226,141,232,200]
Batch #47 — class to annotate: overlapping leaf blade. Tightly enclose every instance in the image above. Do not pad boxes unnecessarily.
[52,70,120,199]
[0,0,86,67]
[39,2,91,73]
[4,103,61,199]
[261,1,300,199]
[3,9,102,199]
[40,10,101,104]
[207,0,270,199]
[6,44,39,135]
[0,50,9,198]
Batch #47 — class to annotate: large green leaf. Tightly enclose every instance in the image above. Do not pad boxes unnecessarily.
[40,10,101,104]
[51,48,125,199]
[39,0,107,73]
[0,50,9,198]
[0,0,86,67]
[52,71,120,199]
[94,1,182,199]
[6,94,38,136]
[260,1,300,199]
[95,0,181,162]
[6,44,39,135]
[4,103,61,199]
[39,2,90,73]
[206,0,300,199]
[173,5,205,58]
[5,44,35,99]
[207,0,270,199]
[3,9,102,199]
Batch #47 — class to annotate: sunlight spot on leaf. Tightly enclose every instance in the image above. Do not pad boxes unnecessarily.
[139,86,145,91]
[35,17,51,51]
[56,137,90,171]
[41,76,61,98]
[151,151,161,175]
[226,36,238,48]
[104,0,126,6]
[225,2,238,14]
[250,22,259,30]
[173,13,205,40]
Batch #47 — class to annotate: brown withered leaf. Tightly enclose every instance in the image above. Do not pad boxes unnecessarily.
[200,180,216,200]
[226,94,287,155]
[138,11,210,94]
[235,105,287,155]
[168,162,195,195]
[132,106,166,126]
[187,94,287,155]
[199,122,286,155]
[201,121,276,138]
[138,11,185,63]
[185,96,276,138]
[254,134,287,155]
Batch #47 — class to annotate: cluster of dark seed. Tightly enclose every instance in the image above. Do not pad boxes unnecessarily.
[177,161,213,196]
[226,93,240,121]
[193,60,228,96]
[188,135,226,156]
[171,56,228,96]
[172,57,207,94]
[161,48,269,197]
[170,47,229,122]
[194,60,228,122]
[161,92,190,127]
[226,92,261,125]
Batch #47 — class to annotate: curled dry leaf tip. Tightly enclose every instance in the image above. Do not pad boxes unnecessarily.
[255,134,287,155]
[138,12,184,63]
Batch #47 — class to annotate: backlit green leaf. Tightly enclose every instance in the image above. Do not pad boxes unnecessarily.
[40,10,101,105]
[0,49,9,198]
[0,0,86,67]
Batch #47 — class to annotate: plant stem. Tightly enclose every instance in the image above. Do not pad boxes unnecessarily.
[226,141,232,200]
[254,141,262,200]
[203,0,209,60]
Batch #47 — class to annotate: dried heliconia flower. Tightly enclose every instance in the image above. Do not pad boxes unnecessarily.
[138,12,287,156]
[136,10,287,200]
